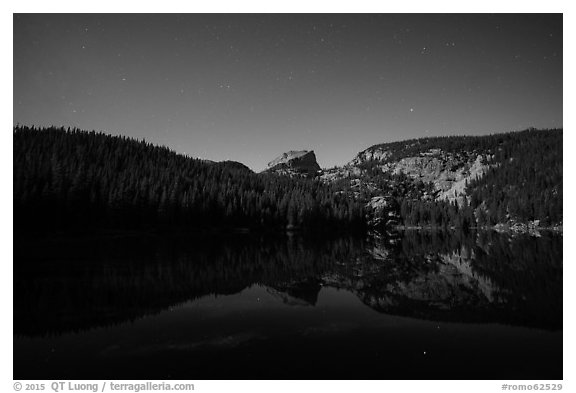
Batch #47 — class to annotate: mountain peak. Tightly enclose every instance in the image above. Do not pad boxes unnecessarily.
[265,150,321,176]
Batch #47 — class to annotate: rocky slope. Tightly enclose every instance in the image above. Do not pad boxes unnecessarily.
[263,129,562,230]
[317,145,493,226]
[350,147,493,204]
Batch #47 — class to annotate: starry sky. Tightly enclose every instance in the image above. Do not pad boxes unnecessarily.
[13,14,562,170]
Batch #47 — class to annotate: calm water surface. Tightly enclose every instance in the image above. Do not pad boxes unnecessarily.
[14,230,562,379]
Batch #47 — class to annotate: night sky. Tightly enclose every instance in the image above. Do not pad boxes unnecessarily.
[13,14,562,170]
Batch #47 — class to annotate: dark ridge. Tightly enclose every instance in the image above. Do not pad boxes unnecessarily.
[13,126,365,234]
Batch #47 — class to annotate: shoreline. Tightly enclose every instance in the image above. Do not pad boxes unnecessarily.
[394,224,563,235]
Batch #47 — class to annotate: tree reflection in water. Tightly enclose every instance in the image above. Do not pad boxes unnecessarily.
[14,230,562,337]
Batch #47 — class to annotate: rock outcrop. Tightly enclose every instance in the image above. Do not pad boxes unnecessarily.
[349,148,392,166]
[264,150,321,176]
[365,196,400,227]
[345,147,493,206]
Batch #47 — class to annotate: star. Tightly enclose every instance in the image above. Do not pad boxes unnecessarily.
[410,108,414,112]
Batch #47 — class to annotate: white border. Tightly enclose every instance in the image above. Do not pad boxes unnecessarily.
[4,2,571,392]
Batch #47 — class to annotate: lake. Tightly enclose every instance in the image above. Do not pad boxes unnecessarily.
[13,230,562,379]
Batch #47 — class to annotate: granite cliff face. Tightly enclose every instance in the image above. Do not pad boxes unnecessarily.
[351,147,493,205]
[264,150,321,176]
[318,145,493,226]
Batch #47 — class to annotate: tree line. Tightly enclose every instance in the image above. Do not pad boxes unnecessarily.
[14,126,365,233]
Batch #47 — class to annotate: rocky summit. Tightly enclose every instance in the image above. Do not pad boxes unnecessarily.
[264,150,321,176]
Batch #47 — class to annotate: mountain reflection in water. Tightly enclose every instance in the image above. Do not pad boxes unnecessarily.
[14,230,562,379]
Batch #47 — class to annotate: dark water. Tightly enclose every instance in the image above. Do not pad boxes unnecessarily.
[14,230,562,380]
